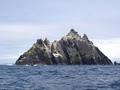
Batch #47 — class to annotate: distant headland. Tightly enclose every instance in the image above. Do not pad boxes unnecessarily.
[15,29,113,65]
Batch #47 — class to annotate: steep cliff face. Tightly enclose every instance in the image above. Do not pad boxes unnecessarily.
[16,29,112,65]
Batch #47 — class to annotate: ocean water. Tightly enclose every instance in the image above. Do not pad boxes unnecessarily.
[0,65,120,90]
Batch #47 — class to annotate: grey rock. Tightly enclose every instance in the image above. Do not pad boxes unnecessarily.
[16,29,112,65]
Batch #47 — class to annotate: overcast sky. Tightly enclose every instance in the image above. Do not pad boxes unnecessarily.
[0,0,120,64]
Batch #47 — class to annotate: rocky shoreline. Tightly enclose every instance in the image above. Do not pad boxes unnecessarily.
[16,29,112,65]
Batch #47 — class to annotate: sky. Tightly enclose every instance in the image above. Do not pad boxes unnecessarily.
[0,0,120,64]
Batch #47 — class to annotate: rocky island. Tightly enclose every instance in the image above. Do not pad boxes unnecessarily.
[16,29,112,65]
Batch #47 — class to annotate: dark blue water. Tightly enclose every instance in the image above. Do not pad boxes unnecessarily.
[0,65,120,90]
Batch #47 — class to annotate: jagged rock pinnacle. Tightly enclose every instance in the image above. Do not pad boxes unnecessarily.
[63,29,81,40]
[82,34,88,40]
[70,29,78,34]
[16,29,112,65]
[37,39,44,45]
[82,34,93,44]
[67,29,78,36]
[44,38,50,45]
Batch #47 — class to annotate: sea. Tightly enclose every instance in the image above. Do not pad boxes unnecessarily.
[0,65,120,90]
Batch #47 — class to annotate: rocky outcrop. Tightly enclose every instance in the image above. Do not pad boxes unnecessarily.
[16,29,113,65]
[114,61,120,65]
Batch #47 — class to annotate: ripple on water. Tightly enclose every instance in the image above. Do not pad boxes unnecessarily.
[0,65,119,90]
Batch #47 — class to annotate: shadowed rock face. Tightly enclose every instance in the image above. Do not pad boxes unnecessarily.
[16,29,112,65]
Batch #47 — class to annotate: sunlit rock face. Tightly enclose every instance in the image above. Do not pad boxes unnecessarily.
[16,29,112,65]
